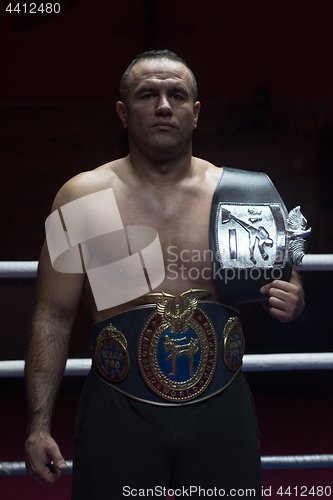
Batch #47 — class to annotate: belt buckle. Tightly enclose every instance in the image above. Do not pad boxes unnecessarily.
[138,290,217,403]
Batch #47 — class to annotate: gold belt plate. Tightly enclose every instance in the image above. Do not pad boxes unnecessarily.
[137,290,218,402]
[95,325,130,382]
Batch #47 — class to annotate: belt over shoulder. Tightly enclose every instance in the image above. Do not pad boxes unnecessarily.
[209,167,294,303]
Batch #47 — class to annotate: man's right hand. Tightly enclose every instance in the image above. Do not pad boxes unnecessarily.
[25,433,68,487]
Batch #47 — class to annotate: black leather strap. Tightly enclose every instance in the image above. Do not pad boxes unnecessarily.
[209,167,293,303]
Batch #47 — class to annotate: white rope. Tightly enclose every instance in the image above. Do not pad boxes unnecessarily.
[1,353,333,378]
[0,461,27,475]
[0,358,91,377]
[2,455,333,476]
[0,255,333,277]
[1,356,332,474]
[0,261,38,278]
[297,254,333,271]
[261,454,333,469]
[0,460,73,476]
[242,352,333,371]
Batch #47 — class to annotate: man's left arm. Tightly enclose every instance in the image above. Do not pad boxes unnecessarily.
[260,267,305,323]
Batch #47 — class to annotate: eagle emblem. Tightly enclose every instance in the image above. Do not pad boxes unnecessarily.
[146,289,212,335]
[138,289,217,402]
[287,206,311,266]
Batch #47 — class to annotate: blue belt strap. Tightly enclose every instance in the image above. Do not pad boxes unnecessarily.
[91,302,241,407]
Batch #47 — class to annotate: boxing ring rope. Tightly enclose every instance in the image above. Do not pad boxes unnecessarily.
[1,254,333,277]
[1,352,333,378]
[1,256,332,476]
[0,261,38,278]
[2,455,333,476]
[1,354,332,476]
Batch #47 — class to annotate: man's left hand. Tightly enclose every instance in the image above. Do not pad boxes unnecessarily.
[260,268,305,323]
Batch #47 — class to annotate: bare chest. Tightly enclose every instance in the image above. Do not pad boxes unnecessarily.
[116,184,213,260]
[82,165,222,320]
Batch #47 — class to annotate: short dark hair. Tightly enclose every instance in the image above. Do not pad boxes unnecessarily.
[120,49,198,105]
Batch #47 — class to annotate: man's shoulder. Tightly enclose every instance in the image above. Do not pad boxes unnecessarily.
[51,159,124,210]
[193,157,222,183]
[194,157,217,168]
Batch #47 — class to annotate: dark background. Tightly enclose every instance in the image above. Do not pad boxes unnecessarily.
[0,2,332,494]
[0,0,332,359]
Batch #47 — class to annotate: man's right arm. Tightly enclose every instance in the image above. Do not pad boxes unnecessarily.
[24,184,86,487]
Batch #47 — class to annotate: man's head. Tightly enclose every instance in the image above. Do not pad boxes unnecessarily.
[120,49,198,106]
[116,50,200,161]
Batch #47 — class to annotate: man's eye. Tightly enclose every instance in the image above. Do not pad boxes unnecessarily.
[171,94,183,100]
[142,93,153,99]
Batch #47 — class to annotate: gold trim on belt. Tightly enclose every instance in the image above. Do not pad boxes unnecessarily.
[137,290,218,402]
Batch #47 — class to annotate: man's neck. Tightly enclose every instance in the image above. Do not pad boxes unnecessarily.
[125,150,197,187]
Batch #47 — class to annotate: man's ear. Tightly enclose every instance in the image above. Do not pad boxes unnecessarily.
[193,101,201,129]
[116,101,128,129]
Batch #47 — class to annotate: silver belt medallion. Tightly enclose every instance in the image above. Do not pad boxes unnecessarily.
[216,203,311,269]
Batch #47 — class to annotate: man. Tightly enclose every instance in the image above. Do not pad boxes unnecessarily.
[25,50,305,498]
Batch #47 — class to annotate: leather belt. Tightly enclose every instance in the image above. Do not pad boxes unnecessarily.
[209,167,294,302]
[91,290,244,406]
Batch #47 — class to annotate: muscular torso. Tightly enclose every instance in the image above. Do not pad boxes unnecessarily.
[62,157,223,324]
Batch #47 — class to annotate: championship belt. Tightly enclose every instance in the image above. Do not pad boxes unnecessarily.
[209,168,311,303]
[91,290,244,406]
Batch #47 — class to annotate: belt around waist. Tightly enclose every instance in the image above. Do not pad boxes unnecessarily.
[91,293,244,407]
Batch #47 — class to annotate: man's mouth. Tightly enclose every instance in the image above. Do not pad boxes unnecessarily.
[153,122,176,129]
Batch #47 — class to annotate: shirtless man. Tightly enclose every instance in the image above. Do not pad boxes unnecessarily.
[24,50,304,499]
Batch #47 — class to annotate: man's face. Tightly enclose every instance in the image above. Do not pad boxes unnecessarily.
[117,58,200,159]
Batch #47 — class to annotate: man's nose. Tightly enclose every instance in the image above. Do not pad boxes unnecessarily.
[155,94,173,116]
